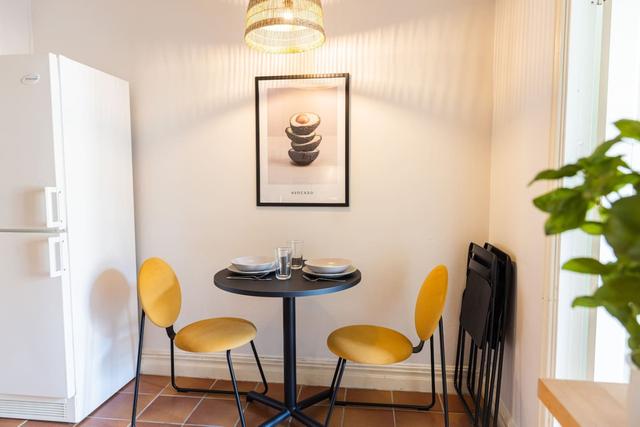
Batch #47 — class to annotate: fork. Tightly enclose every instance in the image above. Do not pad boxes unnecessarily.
[226,271,272,280]
[302,274,345,283]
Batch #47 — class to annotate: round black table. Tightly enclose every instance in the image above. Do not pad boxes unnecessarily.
[213,268,361,427]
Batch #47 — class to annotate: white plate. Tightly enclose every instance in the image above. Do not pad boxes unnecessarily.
[305,258,353,274]
[227,264,276,275]
[302,265,357,278]
[231,256,275,272]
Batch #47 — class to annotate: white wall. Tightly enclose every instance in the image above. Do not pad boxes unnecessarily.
[30,0,494,369]
[0,0,32,55]
[489,0,559,426]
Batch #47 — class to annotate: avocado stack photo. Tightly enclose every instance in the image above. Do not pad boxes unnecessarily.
[286,112,322,166]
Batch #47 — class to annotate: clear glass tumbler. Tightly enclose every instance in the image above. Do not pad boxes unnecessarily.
[275,247,292,280]
[289,240,304,270]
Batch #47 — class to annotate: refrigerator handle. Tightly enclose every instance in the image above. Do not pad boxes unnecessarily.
[48,234,68,278]
[45,187,66,229]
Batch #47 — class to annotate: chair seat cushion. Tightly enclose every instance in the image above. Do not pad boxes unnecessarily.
[327,325,413,365]
[175,317,257,353]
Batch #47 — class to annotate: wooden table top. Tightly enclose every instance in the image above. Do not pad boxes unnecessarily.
[538,378,628,427]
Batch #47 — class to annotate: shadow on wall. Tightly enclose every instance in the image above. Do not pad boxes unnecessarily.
[87,269,137,390]
[126,0,492,140]
[503,261,517,416]
[90,269,134,336]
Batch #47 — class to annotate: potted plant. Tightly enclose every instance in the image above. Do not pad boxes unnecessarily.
[531,119,640,418]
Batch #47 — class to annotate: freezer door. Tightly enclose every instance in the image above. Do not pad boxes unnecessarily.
[58,56,138,420]
[0,232,75,398]
[0,54,66,230]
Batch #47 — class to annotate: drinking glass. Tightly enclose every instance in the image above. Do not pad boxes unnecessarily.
[289,240,304,270]
[275,247,292,280]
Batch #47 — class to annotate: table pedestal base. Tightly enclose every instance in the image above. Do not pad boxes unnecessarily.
[213,269,361,426]
[247,391,322,427]
[245,297,330,427]
[247,389,328,427]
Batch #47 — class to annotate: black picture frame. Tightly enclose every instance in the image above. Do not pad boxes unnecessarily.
[255,73,350,207]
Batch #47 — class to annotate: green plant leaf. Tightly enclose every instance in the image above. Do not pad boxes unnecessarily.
[572,276,640,314]
[583,169,635,200]
[593,275,640,306]
[574,154,635,201]
[529,164,582,184]
[572,296,600,308]
[583,155,628,176]
[603,302,640,349]
[612,173,640,188]
[599,301,640,368]
[533,188,582,213]
[545,211,589,235]
[536,118,640,370]
[615,119,640,141]
[581,221,604,235]
[592,137,621,157]
[604,195,640,262]
[563,258,615,275]
[534,189,589,234]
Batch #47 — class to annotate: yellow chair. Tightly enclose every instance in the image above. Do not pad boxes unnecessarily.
[131,258,268,427]
[323,265,450,427]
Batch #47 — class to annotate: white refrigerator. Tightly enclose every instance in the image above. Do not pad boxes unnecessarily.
[0,54,138,422]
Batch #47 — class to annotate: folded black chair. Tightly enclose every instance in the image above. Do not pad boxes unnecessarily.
[481,243,513,427]
[454,243,513,427]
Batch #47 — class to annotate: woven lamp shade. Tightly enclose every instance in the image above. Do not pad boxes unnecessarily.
[245,0,326,54]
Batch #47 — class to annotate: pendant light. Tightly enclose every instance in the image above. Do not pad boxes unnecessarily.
[244,0,326,54]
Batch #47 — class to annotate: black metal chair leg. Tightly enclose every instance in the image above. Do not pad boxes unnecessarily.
[227,350,246,427]
[250,340,269,395]
[455,329,467,395]
[454,325,463,391]
[492,339,506,427]
[468,345,478,398]
[429,337,436,400]
[455,339,477,423]
[483,346,497,427]
[328,357,341,394]
[333,339,437,412]
[439,319,449,427]
[169,339,268,397]
[131,311,145,427]
[474,344,487,425]
[325,358,346,427]
[168,340,230,395]
[467,344,476,396]
[169,338,178,389]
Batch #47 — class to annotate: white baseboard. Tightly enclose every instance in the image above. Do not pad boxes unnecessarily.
[142,350,455,392]
[498,400,517,427]
[141,351,517,427]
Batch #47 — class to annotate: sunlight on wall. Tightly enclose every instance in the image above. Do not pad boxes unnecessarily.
[31,0,495,368]
[489,0,557,425]
[130,5,492,138]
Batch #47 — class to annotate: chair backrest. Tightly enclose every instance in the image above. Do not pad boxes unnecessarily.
[138,257,182,328]
[415,265,448,341]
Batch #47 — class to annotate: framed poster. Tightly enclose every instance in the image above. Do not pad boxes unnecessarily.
[255,73,350,206]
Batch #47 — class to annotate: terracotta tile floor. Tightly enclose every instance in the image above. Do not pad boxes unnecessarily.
[0,375,473,427]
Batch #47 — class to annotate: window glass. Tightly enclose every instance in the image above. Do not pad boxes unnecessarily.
[557,0,640,384]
